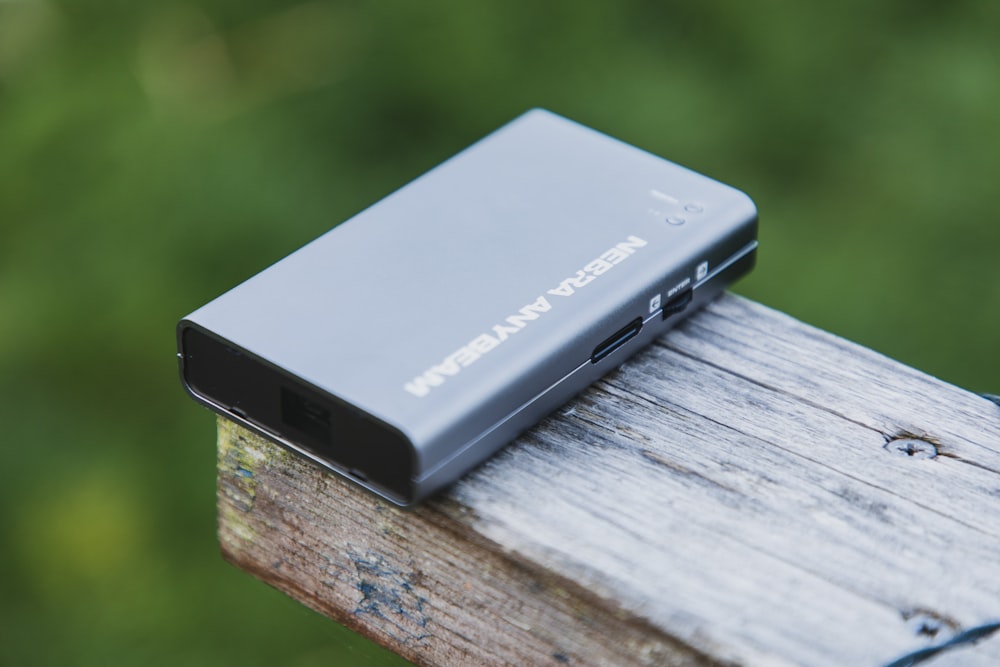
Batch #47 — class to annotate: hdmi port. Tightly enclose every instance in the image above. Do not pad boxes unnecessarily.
[591,318,643,364]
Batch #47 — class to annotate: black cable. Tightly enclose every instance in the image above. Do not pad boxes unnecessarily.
[882,620,1000,667]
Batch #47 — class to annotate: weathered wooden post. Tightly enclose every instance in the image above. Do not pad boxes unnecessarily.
[216,294,1000,666]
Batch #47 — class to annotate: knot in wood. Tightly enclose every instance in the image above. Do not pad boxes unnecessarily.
[901,608,959,640]
[885,437,937,460]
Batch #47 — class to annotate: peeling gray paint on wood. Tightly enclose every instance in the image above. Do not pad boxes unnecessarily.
[216,293,1000,666]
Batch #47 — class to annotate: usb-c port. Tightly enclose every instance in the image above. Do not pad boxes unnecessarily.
[662,288,693,320]
[591,318,643,364]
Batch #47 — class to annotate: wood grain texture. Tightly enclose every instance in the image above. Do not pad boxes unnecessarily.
[217,293,1000,666]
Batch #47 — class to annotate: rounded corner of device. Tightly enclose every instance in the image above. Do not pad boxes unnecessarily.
[733,188,760,221]
[521,106,553,118]
[514,107,566,129]
[175,319,206,396]
[175,318,201,358]
[175,321,194,387]
[390,486,422,510]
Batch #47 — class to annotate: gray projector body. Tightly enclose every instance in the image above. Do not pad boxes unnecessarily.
[178,109,758,506]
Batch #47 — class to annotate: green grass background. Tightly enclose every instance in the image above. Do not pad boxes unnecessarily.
[1,1,998,665]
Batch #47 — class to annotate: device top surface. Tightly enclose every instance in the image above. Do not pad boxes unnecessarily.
[183,109,756,457]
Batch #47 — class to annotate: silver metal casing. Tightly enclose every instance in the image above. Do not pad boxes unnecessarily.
[178,109,758,505]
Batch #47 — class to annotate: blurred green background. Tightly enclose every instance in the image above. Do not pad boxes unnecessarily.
[1,1,997,665]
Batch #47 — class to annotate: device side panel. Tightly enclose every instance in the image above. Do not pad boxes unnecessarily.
[414,245,757,502]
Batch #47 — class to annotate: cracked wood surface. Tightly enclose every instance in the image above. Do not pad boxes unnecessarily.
[216,293,1000,666]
